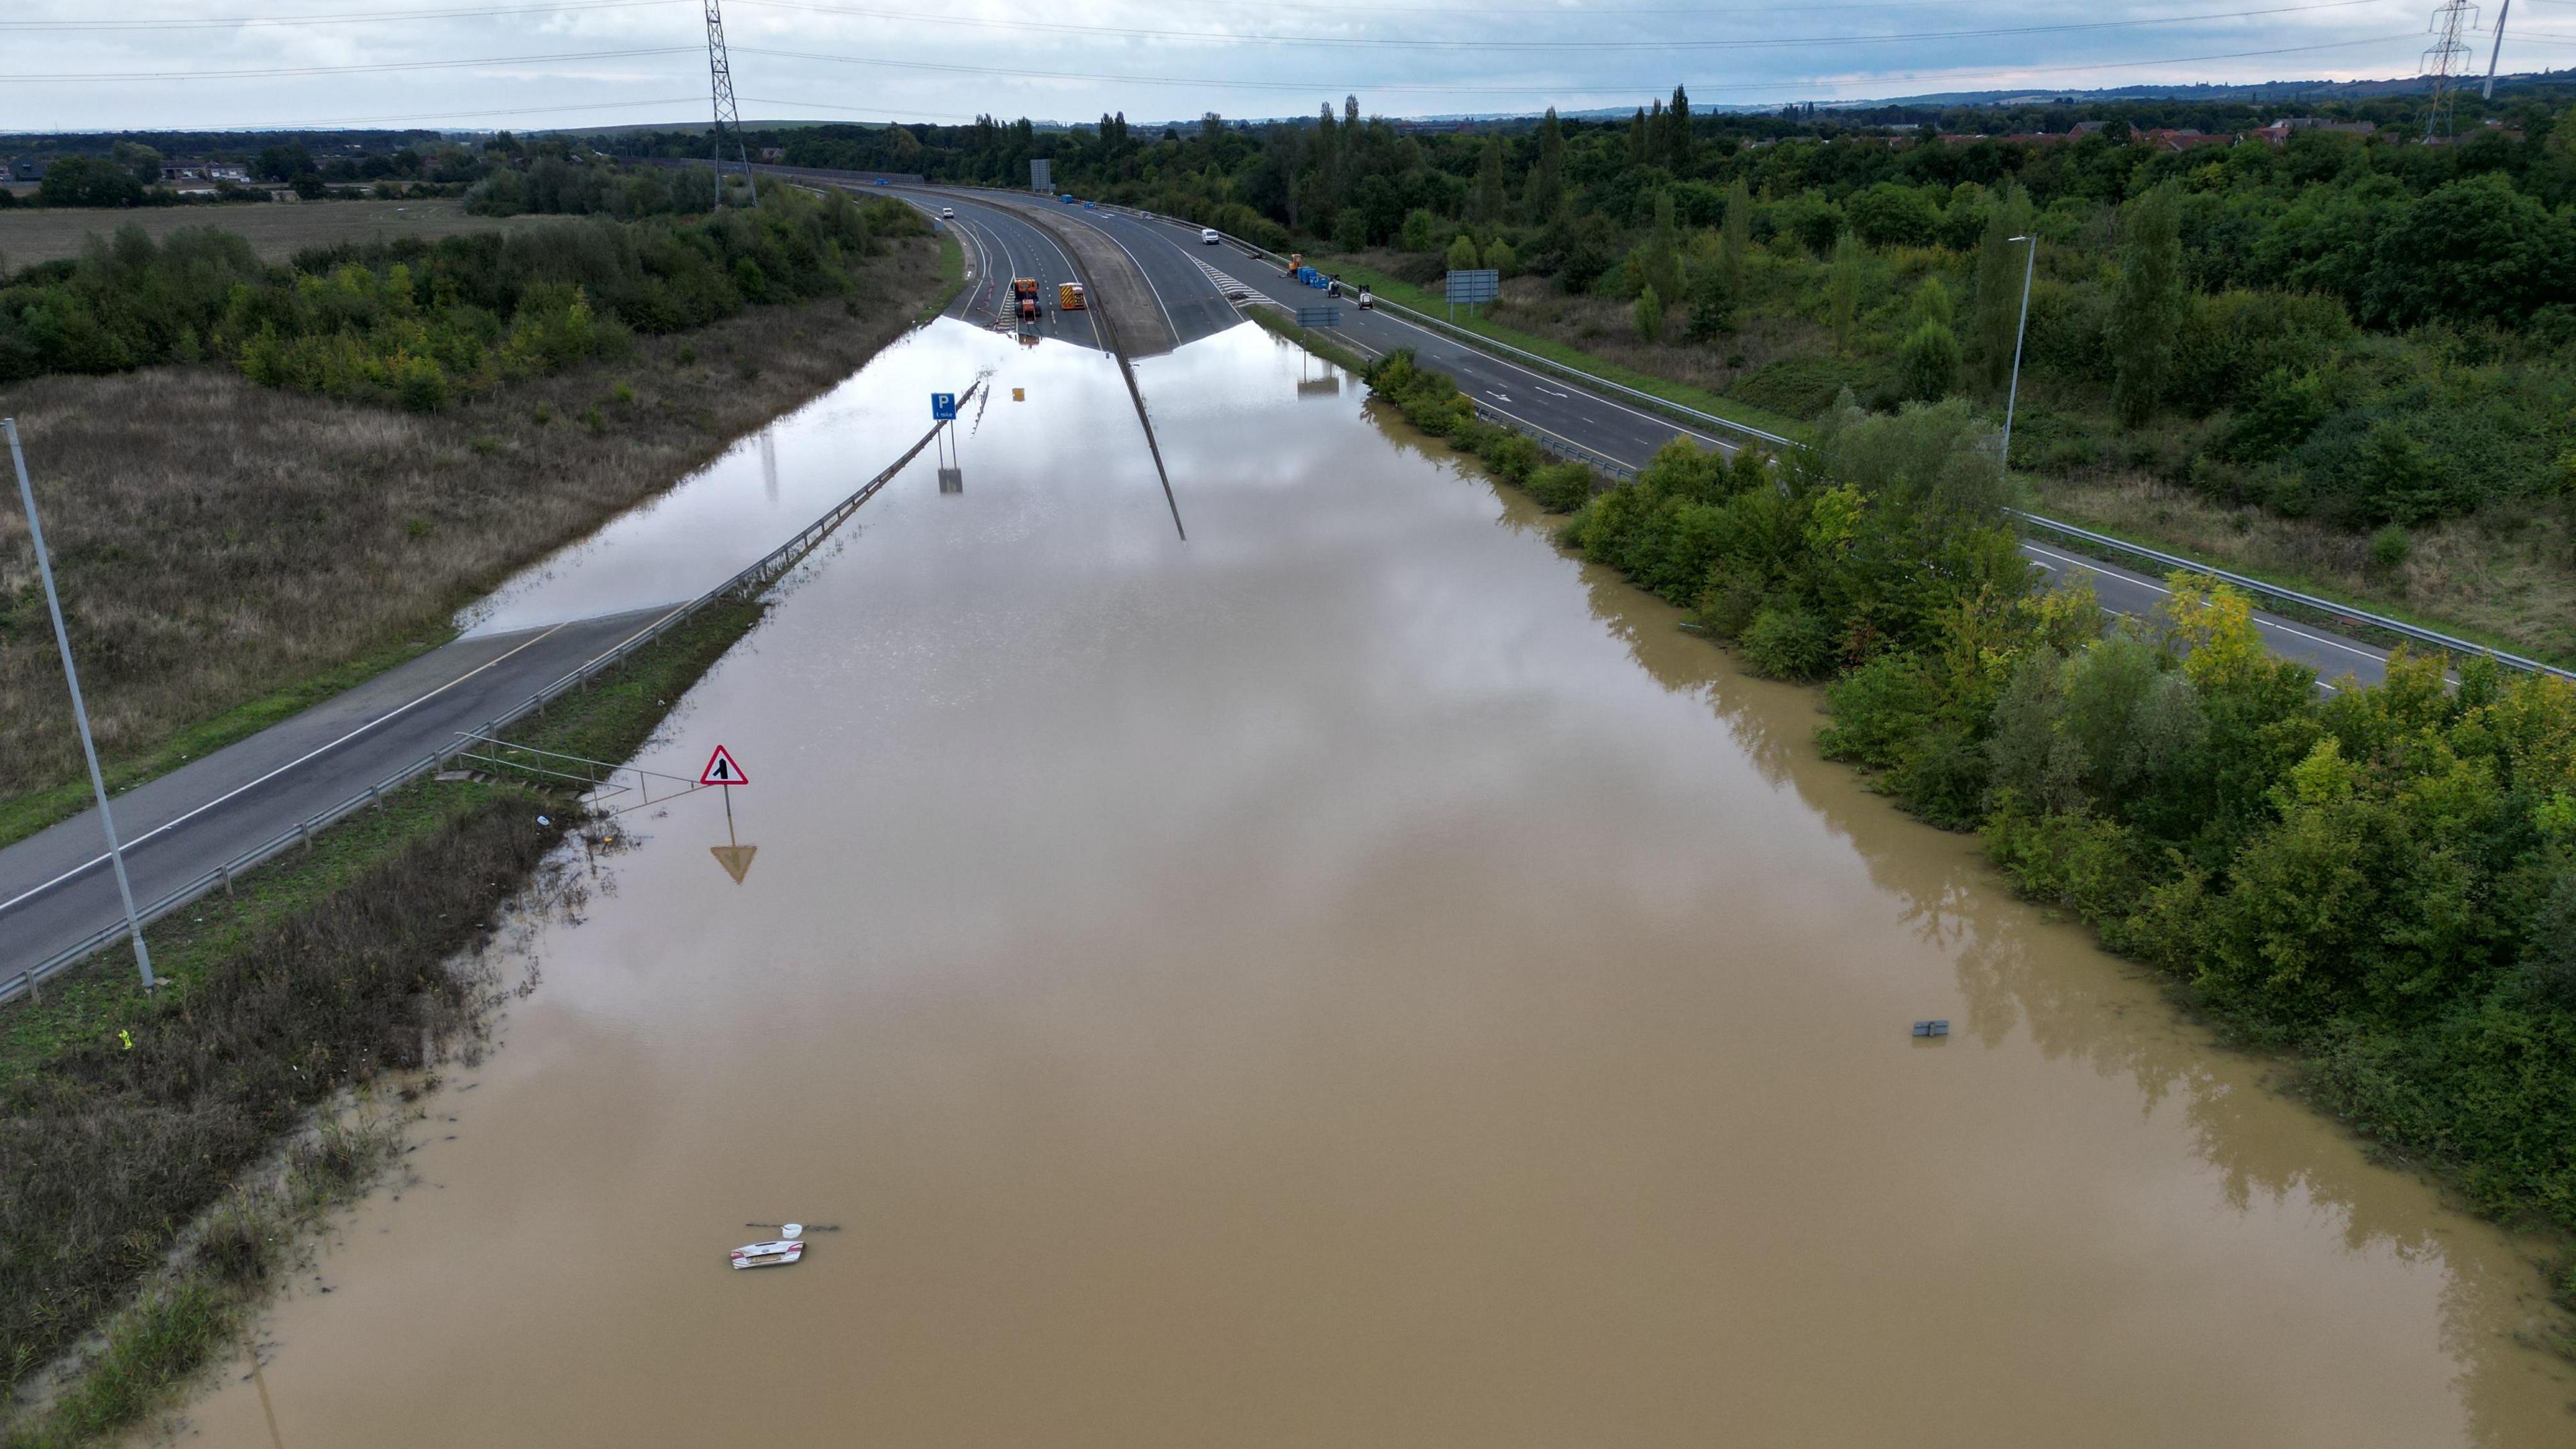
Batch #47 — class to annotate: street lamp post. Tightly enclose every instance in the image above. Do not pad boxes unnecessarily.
[2000,235,2037,487]
[6,417,155,991]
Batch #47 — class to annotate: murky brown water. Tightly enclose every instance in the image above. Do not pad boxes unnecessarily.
[162,320,2575,1448]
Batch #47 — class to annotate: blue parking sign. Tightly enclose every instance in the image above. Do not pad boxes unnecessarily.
[931,392,959,421]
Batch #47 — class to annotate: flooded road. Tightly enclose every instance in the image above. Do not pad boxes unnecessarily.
[168,319,2572,1447]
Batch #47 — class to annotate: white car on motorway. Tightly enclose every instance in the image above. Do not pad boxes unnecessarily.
[941,207,956,219]
[1201,227,1220,244]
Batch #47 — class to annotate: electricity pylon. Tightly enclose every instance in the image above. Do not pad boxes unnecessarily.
[704,1,759,208]
[2422,0,2477,140]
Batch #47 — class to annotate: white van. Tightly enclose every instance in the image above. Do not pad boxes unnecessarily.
[1201,227,1220,245]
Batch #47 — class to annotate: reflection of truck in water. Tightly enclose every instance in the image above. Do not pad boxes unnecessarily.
[1010,277,1040,325]
[1057,282,1086,311]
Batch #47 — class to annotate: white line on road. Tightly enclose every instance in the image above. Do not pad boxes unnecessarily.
[0,620,576,917]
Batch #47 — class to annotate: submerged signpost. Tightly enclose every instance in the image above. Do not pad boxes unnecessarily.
[701,745,755,884]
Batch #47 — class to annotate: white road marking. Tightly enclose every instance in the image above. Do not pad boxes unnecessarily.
[0,619,577,916]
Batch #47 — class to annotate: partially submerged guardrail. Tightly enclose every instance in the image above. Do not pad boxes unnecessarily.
[1,386,975,1006]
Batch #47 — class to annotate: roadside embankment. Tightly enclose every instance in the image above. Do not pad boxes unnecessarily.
[0,231,957,841]
[1,594,769,1448]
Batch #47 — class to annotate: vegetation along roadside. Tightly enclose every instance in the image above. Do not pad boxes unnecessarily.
[1362,345,2576,1330]
[1,594,769,1448]
[1,168,957,838]
[696,95,2576,664]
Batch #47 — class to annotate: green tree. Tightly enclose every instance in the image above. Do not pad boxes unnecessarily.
[1635,283,1665,343]
[1686,260,1735,340]
[1668,85,1694,172]
[1400,207,1440,252]
[2108,182,2186,428]
[1446,231,1482,273]
[1898,320,1964,400]
[1483,235,1517,276]
[1636,189,1682,305]
[1720,175,1752,299]
[38,156,145,208]
[1628,106,1652,169]
[1472,137,1506,223]
[1970,182,2033,391]
[1525,107,1566,220]
[254,142,313,182]
[1825,231,1864,354]
[109,142,163,186]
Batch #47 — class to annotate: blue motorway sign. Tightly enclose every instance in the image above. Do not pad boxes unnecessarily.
[1295,306,1342,329]
[930,392,959,421]
[1445,268,1500,305]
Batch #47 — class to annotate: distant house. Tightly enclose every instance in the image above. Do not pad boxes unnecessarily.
[759,147,786,162]
[2142,128,2232,154]
[11,156,46,181]
[2071,120,2109,136]
[2250,118,2377,146]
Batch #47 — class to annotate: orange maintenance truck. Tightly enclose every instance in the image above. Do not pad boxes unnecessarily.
[1010,277,1040,323]
[1057,282,1087,311]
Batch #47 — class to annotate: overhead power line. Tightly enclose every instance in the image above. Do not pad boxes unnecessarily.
[0,45,697,83]
[733,0,2399,51]
[0,0,682,31]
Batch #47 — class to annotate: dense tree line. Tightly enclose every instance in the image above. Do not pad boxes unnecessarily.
[662,93,2576,536]
[0,174,922,408]
[1368,345,2576,1235]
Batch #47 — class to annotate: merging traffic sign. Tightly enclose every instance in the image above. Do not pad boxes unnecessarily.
[1295,305,1342,329]
[699,745,749,786]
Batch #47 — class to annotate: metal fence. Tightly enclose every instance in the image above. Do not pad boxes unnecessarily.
[1,390,973,1006]
[2010,512,2576,681]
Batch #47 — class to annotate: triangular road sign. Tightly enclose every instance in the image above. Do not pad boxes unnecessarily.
[710,844,758,884]
[699,745,749,786]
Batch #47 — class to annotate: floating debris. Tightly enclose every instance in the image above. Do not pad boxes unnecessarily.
[731,1237,804,1269]
[1911,1020,1951,1038]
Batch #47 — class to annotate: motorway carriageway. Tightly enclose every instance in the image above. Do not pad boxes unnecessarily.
[927,195,1102,350]
[919,189,2403,692]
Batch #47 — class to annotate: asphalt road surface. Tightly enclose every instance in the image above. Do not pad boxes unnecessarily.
[1,196,2404,982]
[1032,200,2400,691]
[0,606,676,981]
[928,195,1102,351]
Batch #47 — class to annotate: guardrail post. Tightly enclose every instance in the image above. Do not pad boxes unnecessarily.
[300,820,314,855]
[368,785,382,812]
[221,864,233,898]
[21,969,35,1004]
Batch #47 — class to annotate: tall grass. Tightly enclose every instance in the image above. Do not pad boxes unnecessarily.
[0,235,946,813]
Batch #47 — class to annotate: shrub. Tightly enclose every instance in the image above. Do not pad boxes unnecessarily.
[1525,461,1598,512]
[2367,523,2411,570]
[1896,319,1962,400]
[1740,604,1836,680]
[1634,284,1664,343]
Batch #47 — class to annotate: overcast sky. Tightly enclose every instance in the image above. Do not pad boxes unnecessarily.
[0,0,2551,136]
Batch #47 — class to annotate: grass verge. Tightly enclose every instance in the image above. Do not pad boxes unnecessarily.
[0,594,767,1447]
[0,637,443,853]
[2,235,947,812]
[1307,256,1806,441]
